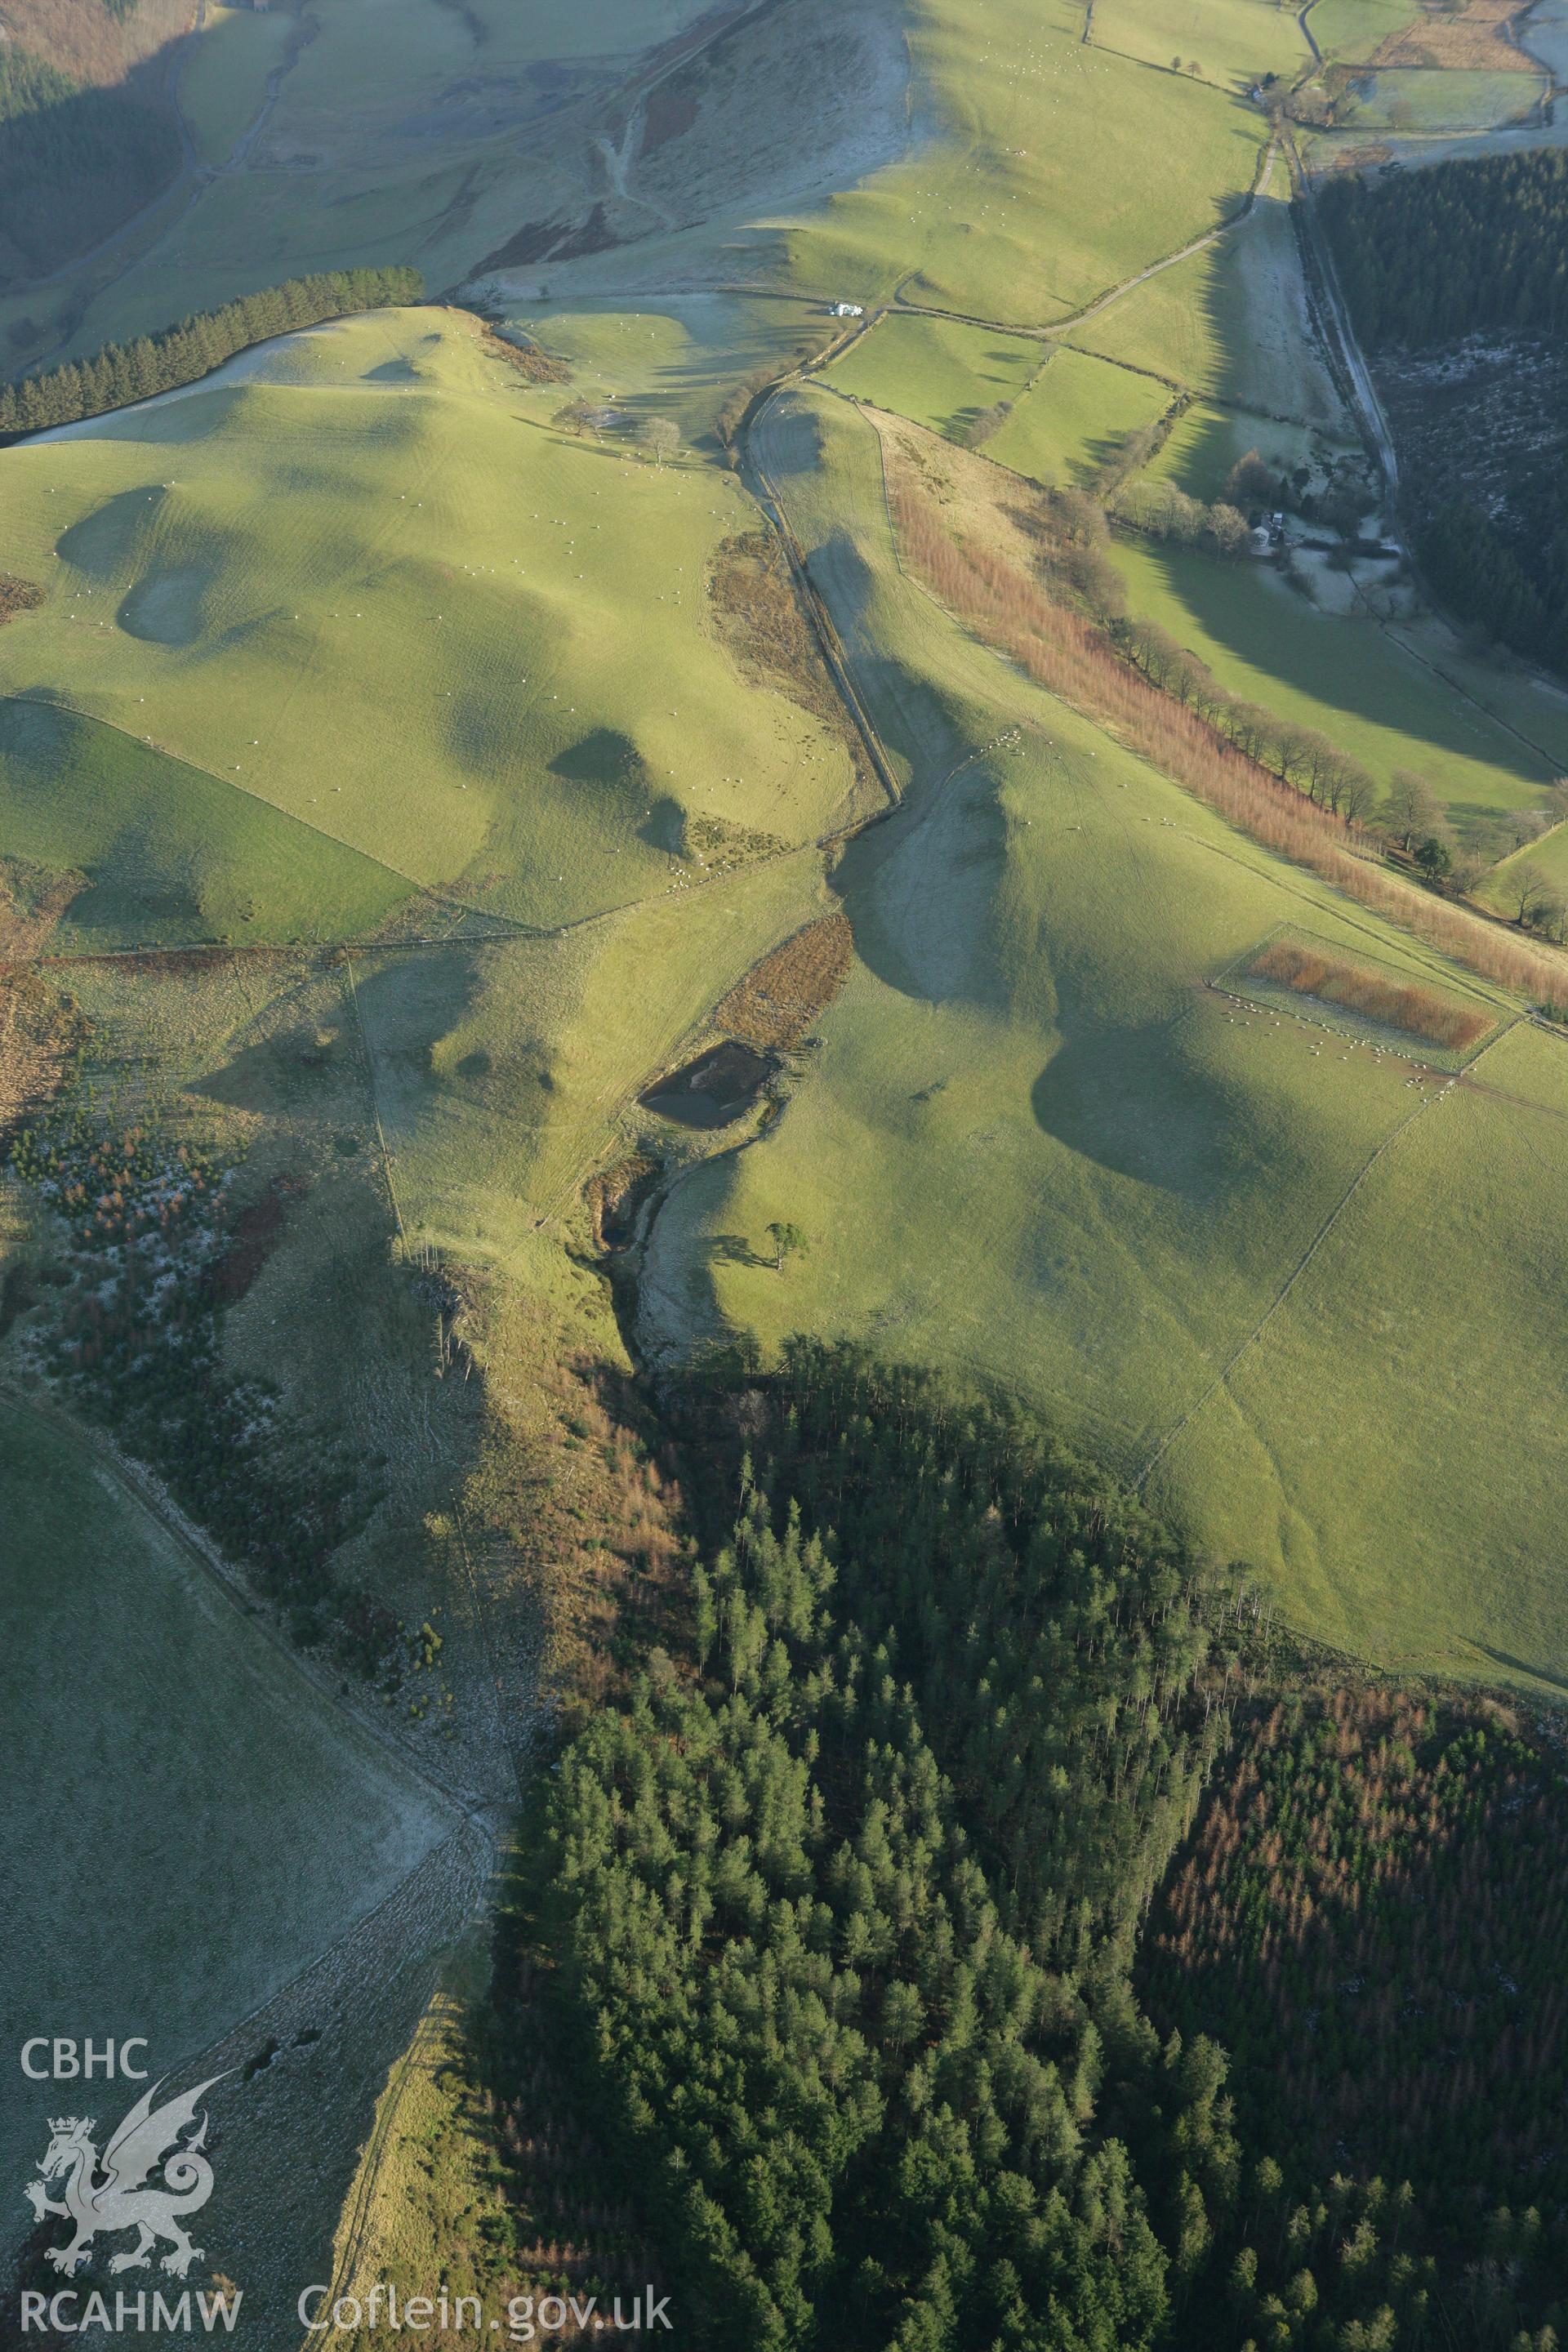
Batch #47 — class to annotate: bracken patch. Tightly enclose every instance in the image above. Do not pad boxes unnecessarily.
[712,911,854,1050]
[1247,939,1492,1049]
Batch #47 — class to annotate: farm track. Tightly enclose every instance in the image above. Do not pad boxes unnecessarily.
[1287,138,1400,501]
[0,1377,494,1822]
[1,1388,510,2339]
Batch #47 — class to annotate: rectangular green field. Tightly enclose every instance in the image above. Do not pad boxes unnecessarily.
[1341,65,1544,129]
[823,312,1046,440]
[1092,0,1308,86]
[987,347,1175,486]
[1308,0,1424,64]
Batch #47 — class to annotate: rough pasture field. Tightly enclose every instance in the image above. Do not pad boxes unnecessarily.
[496,294,840,447]
[0,1396,458,2277]
[824,314,1045,443]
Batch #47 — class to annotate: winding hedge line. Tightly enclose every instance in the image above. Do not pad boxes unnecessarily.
[0,266,424,437]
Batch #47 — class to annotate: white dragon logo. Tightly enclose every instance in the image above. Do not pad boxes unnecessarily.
[24,2075,226,2279]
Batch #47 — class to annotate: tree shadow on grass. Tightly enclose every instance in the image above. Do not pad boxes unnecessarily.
[710,1233,772,1267]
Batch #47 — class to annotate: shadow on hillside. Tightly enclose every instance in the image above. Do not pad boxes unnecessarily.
[1031,1009,1240,1196]
[1473,1645,1568,1695]
[0,48,185,292]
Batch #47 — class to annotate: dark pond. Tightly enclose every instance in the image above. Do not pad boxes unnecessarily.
[640,1040,775,1129]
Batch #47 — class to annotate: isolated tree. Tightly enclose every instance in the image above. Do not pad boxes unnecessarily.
[1222,450,1278,511]
[554,397,601,439]
[1530,888,1567,941]
[1383,768,1442,851]
[1506,808,1552,849]
[1508,859,1556,928]
[1414,833,1454,884]
[637,415,680,468]
[765,1220,806,1272]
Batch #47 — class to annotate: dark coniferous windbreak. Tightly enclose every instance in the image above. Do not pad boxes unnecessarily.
[1317,148,1568,349]
[0,266,425,436]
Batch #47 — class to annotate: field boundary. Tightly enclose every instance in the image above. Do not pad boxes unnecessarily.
[1134,1084,1439,1489]
[1214,920,1507,1069]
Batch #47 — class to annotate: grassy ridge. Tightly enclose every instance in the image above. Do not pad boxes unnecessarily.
[0,310,872,929]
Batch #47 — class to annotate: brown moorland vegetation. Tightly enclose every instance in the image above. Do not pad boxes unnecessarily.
[0,0,195,85]
[0,966,81,1143]
[709,528,877,801]
[1370,0,1535,72]
[1248,938,1493,1049]
[877,421,1568,1011]
[459,1276,685,1726]
[712,910,854,1049]
[0,572,43,623]
[482,325,570,386]
[1141,1684,1568,2211]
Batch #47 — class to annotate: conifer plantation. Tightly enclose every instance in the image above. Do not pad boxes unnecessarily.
[0,44,180,282]
[0,267,425,435]
[1321,153,1568,672]
[529,1350,1568,2350]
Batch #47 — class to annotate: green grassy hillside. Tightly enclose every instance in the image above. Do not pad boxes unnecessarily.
[786,0,1268,320]
[639,387,1568,1690]
[1089,0,1308,87]
[1067,180,1346,424]
[0,698,412,949]
[1113,537,1562,825]
[0,310,872,930]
